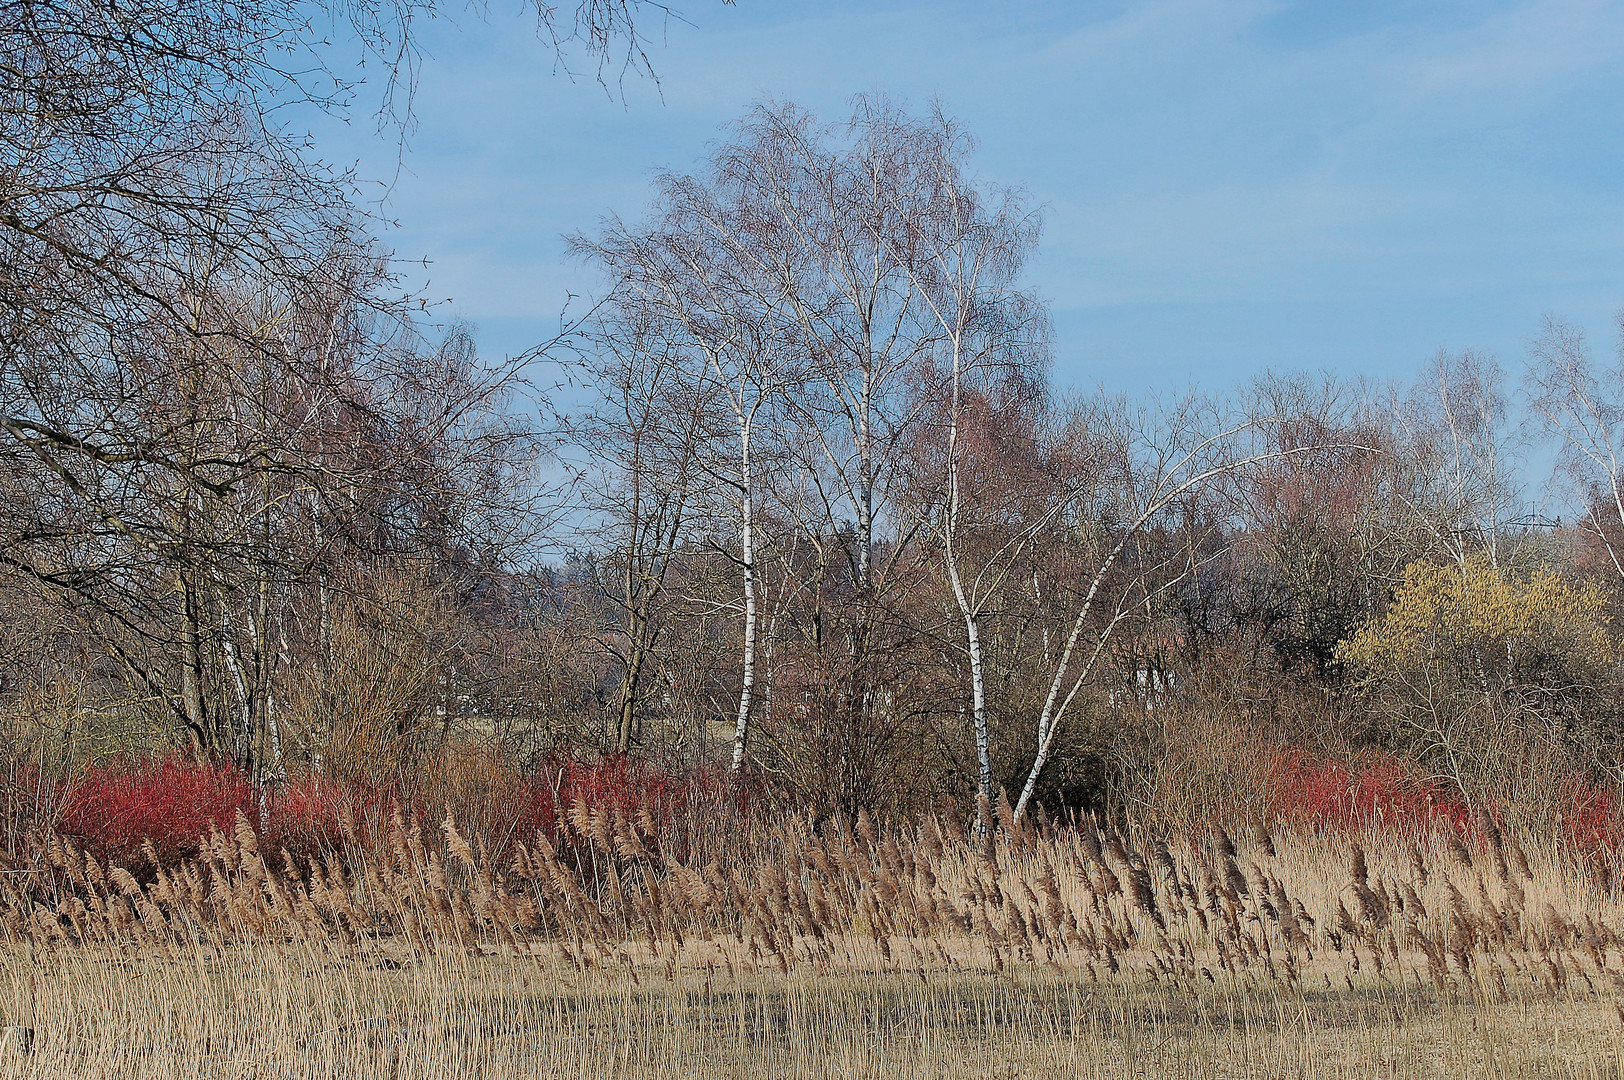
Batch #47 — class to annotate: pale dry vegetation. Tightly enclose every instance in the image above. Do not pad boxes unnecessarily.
[14,3,1624,1077]
[4,805,1624,1077]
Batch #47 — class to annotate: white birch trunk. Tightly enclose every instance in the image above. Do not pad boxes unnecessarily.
[1011,438,1317,821]
[939,333,995,814]
[730,422,757,773]
[218,612,253,765]
[944,537,993,815]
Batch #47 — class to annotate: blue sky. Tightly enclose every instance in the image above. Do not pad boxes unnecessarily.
[312,0,1624,398]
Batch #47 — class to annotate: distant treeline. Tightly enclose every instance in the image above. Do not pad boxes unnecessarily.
[4,6,1623,831]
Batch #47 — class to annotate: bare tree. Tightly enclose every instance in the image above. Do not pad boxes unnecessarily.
[707,100,946,595]
[575,165,802,772]
[1527,316,1624,583]
[0,0,642,766]
[1011,399,1347,821]
[667,99,984,797]
[893,107,1047,819]
[574,309,709,754]
[1392,350,1518,568]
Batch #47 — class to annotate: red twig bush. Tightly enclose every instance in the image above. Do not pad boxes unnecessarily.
[56,757,256,869]
[1265,748,1473,837]
[1561,775,1624,867]
[48,752,725,872]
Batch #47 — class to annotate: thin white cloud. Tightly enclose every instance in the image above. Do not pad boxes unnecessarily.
[313,0,1624,385]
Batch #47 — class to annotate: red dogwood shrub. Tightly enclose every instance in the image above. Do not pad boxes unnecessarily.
[56,757,255,869]
[259,780,345,864]
[1561,775,1623,866]
[1265,748,1472,837]
[49,752,721,872]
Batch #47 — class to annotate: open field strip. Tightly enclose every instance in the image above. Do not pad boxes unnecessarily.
[5,945,1624,1078]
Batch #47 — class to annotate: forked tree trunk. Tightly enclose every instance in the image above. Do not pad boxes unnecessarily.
[616,633,648,754]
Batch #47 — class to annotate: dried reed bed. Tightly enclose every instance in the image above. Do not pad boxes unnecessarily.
[3,801,1624,1077]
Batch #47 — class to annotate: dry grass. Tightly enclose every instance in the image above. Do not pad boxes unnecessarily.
[3,805,1624,1077]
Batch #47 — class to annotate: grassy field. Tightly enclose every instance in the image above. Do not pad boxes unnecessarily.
[4,806,1624,1078]
[6,948,1624,1078]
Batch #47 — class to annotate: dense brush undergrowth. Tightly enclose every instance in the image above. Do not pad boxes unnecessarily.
[1,746,1624,997]
[6,747,1620,880]
[0,754,712,872]
[0,784,1618,1003]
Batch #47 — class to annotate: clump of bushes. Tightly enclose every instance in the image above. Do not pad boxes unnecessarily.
[46,751,721,872]
[1264,748,1471,837]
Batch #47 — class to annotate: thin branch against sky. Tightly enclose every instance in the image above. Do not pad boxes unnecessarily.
[312,0,1624,400]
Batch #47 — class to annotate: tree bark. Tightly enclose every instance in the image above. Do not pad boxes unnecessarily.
[731,424,758,773]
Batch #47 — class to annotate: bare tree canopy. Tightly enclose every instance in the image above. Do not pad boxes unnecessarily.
[5,70,1624,851]
[0,0,608,767]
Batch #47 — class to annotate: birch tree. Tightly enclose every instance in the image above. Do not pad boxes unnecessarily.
[648,99,971,796]
[1394,350,1517,569]
[1011,401,1345,821]
[575,172,800,773]
[896,109,1047,819]
[1527,316,1624,584]
[711,100,942,596]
